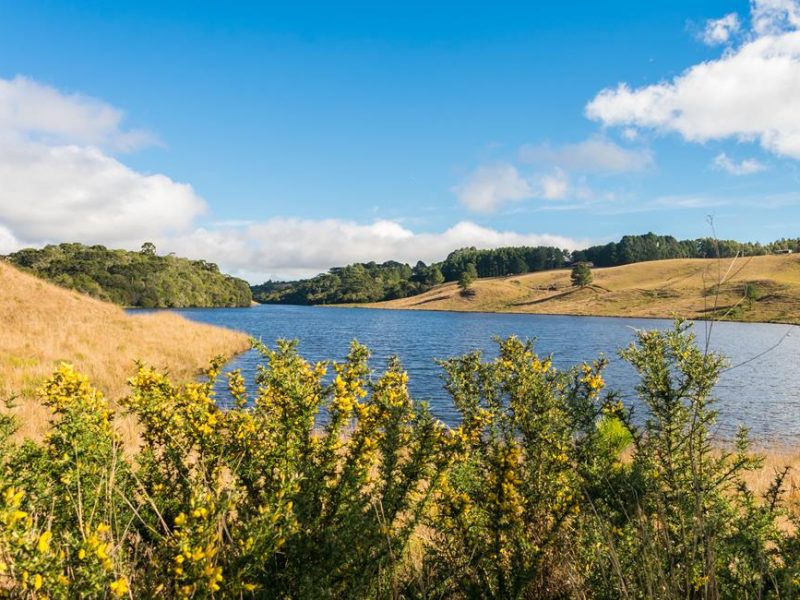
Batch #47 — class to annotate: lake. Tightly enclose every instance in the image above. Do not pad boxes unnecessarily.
[148,304,800,445]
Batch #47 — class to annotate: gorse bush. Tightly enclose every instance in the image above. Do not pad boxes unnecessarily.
[1,322,799,598]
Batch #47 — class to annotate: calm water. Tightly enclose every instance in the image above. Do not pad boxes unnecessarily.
[140,305,800,444]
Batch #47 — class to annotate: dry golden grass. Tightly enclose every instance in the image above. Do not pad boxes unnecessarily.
[0,260,250,441]
[367,254,800,324]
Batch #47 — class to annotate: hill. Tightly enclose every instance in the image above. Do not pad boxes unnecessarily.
[254,233,800,306]
[0,260,250,440]
[363,254,800,324]
[5,242,252,308]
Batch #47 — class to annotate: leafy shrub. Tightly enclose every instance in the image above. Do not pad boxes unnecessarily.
[1,322,798,598]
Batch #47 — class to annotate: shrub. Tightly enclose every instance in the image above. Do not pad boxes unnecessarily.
[1,323,797,598]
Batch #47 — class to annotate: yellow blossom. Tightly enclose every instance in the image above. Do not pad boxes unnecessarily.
[37,531,52,554]
[110,577,130,597]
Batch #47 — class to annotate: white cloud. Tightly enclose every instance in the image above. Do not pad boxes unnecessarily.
[0,76,206,250]
[453,161,593,212]
[519,137,653,173]
[0,141,205,244]
[586,0,800,159]
[702,13,740,45]
[163,219,585,282]
[0,224,20,255]
[712,152,767,175]
[539,168,570,199]
[0,76,156,151]
[752,0,800,34]
[452,164,533,212]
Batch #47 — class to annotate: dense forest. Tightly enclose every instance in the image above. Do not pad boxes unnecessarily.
[253,233,800,305]
[4,242,252,308]
[571,233,800,267]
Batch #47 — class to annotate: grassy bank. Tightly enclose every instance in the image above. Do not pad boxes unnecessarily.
[364,254,800,324]
[0,260,250,441]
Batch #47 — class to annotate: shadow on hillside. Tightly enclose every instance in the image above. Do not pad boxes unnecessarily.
[511,284,610,308]
[410,294,451,306]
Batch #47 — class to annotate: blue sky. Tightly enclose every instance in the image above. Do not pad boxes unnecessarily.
[1,0,799,281]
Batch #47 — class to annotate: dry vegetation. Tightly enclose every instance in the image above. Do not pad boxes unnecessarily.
[0,260,250,440]
[368,254,800,324]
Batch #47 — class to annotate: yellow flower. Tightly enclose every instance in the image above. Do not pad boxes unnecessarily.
[33,573,43,590]
[110,577,129,597]
[37,531,52,554]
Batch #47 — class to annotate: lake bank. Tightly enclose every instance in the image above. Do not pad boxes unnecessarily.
[353,255,800,326]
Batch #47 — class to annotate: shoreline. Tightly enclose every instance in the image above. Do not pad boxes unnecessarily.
[298,302,800,328]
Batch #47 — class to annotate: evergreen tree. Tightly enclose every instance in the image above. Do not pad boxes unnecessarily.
[571,262,592,287]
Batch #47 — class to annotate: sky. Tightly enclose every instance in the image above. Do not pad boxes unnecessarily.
[1,0,800,282]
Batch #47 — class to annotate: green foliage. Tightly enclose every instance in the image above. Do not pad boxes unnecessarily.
[6,242,252,308]
[570,262,593,287]
[596,322,786,598]
[2,323,799,598]
[745,282,761,302]
[440,246,568,280]
[426,339,607,598]
[457,263,478,296]
[252,261,420,305]
[572,232,800,268]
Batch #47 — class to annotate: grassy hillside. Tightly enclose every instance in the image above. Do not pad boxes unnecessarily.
[0,260,250,440]
[365,254,800,324]
[5,242,253,307]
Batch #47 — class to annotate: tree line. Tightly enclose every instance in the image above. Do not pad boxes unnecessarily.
[254,232,800,305]
[5,243,253,308]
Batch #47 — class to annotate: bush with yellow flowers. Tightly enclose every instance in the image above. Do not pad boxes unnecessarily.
[2,322,800,598]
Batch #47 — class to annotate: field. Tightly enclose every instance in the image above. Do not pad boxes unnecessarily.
[367,254,800,324]
[0,260,250,440]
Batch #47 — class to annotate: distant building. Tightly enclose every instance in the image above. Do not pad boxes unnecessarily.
[774,249,793,255]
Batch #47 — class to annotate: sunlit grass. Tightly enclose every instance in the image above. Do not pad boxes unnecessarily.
[0,260,250,441]
[370,254,800,324]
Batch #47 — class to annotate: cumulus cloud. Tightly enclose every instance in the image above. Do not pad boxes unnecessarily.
[702,13,741,45]
[452,164,533,212]
[519,137,653,173]
[0,76,206,250]
[586,0,800,159]
[163,219,585,282]
[712,152,767,175]
[0,76,157,151]
[0,143,205,244]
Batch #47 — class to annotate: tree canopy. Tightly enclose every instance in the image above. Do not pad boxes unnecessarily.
[571,263,593,287]
[6,243,252,308]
